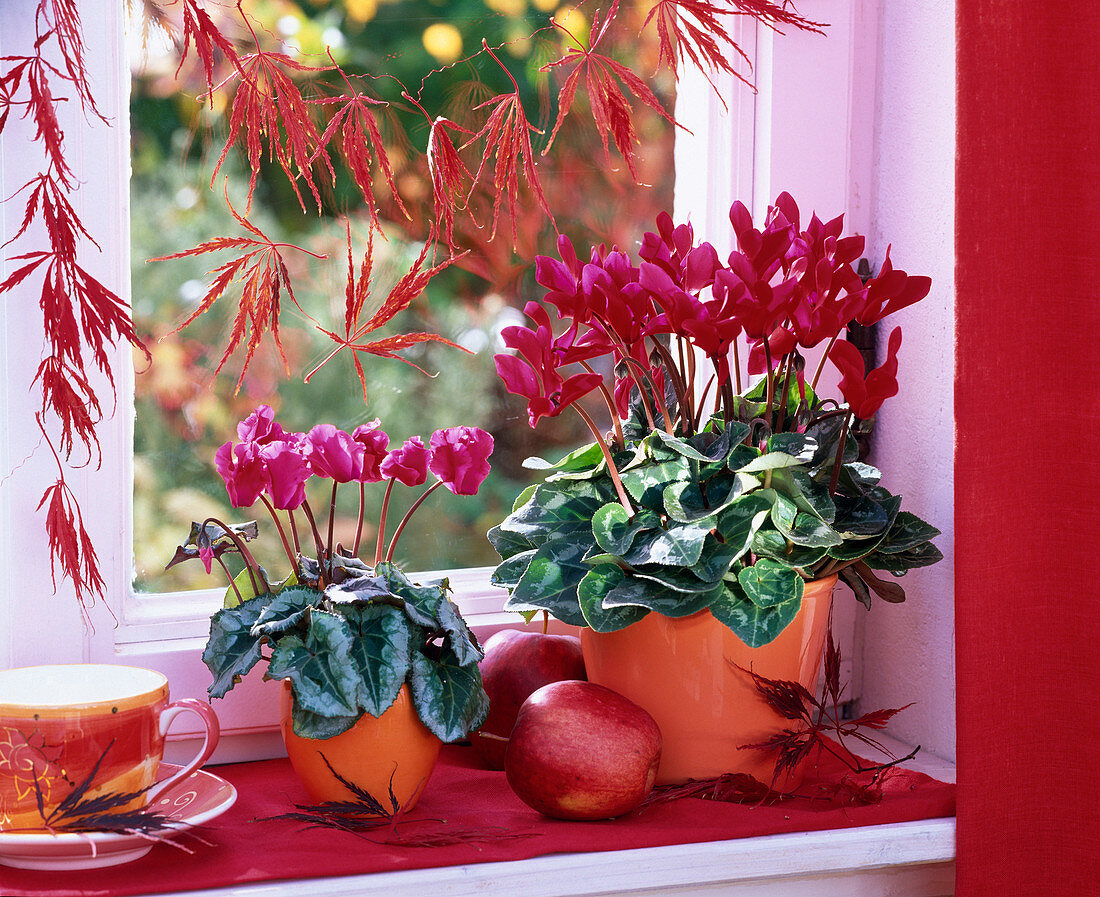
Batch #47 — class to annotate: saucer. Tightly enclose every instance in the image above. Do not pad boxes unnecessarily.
[0,763,237,870]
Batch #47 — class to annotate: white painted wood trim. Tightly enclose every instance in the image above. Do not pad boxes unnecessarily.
[128,818,956,897]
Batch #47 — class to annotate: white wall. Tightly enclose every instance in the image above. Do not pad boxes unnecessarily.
[673,0,957,763]
[860,0,956,762]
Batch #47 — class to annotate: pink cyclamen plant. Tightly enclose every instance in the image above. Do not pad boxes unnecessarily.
[177,406,493,600]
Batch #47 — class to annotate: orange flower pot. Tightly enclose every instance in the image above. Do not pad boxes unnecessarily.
[279,682,441,812]
[581,575,835,786]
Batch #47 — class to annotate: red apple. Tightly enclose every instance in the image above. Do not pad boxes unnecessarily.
[470,629,587,769]
[505,680,662,820]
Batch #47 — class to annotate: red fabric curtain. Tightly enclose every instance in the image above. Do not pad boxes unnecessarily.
[955,3,1100,893]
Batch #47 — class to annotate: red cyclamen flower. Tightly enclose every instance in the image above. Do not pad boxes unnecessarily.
[305,424,365,483]
[381,436,429,487]
[829,326,903,419]
[494,302,603,428]
[352,420,389,482]
[237,404,289,445]
[214,441,267,508]
[258,441,312,510]
[428,427,494,495]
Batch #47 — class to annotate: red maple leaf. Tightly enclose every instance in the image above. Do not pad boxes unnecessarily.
[0,55,74,188]
[211,42,334,214]
[41,0,104,119]
[313,60,406,226]
[305,223,469,403]
[152,187,326,391]
[644,0,824,95]
[543,0,675,181]
[36,414,106,615]
[177,0,243,104]
[33,355,101,462]
[424,114,474,249]
[1,173,147,447]
[464,42,554,245]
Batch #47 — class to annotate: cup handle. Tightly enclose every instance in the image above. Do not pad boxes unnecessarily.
[147,698,221,803]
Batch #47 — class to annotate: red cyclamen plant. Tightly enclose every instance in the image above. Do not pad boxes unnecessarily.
[490,193,941,645]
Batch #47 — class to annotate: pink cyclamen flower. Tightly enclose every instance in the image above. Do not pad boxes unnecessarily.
[428,427,494,495]
[237,405,289,445]
[259,440,312,510]
[381,436,429,487]
[304,424,365,483]
[198,544,214,575]
[352,420,390,482]
[214,440,267,508]
[829,326,903,419]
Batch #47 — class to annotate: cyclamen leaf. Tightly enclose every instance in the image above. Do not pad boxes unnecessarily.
[408,648,489,743]
[268,612,361,719]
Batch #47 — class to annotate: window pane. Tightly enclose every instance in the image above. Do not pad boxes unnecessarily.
[129,1,673,593]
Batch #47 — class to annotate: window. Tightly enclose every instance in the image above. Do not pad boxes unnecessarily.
[0,0,931,766]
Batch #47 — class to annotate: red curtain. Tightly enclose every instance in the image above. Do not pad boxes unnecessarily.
[955,3,1100,893]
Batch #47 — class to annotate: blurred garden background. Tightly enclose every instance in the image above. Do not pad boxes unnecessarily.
[130,0,674,592]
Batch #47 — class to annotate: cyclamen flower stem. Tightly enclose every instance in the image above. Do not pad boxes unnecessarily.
[620,355,672,434]
[299,500,328,581]
[732,339,743,394]
[216,556,243,605]
[646,338,688,427]
[694,375,716,431]
[259,494,298,574]
[775,355,794,432]
[201,516,261,598]
[326,480,339,572]
[289,511,302,557]
[374,479,397,567]
[828,411,853,496]
[580,361,625,449]
[386,480,443,562]
[353,482,367,557]
[810,333,842,393]
[763,338,776,420]
[574,404,633,514]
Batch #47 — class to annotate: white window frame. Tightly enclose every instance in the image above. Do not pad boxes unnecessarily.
[1,0,878,763]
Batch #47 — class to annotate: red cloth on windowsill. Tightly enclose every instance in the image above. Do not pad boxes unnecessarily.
[3,744,955,897]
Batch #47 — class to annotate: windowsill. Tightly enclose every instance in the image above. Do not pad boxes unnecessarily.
[130,818,957,897]
[153,735,957,897]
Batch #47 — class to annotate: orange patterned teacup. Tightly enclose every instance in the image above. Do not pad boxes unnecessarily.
[0,664,219,831]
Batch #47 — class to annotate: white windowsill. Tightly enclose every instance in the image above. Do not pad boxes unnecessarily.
[133,817,956,897]
[151,733,955,897]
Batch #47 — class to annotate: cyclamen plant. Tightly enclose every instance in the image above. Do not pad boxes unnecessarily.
[171,405,494,742]
[490,194,942,648]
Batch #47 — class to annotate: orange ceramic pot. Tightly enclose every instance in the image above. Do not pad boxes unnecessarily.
[581,575,835,786]
[279,682,441,812]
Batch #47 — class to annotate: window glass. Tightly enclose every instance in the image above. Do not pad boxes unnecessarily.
[128,1,674,593]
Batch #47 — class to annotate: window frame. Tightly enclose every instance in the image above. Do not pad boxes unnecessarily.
[0,0,878,762]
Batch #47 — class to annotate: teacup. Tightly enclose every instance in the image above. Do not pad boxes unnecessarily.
[0,664,219,832]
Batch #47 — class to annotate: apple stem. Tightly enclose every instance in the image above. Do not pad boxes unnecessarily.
[542,610,549,635]
[476,732,511,744]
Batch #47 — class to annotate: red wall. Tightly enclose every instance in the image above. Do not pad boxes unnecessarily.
[955,3,1100,893]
